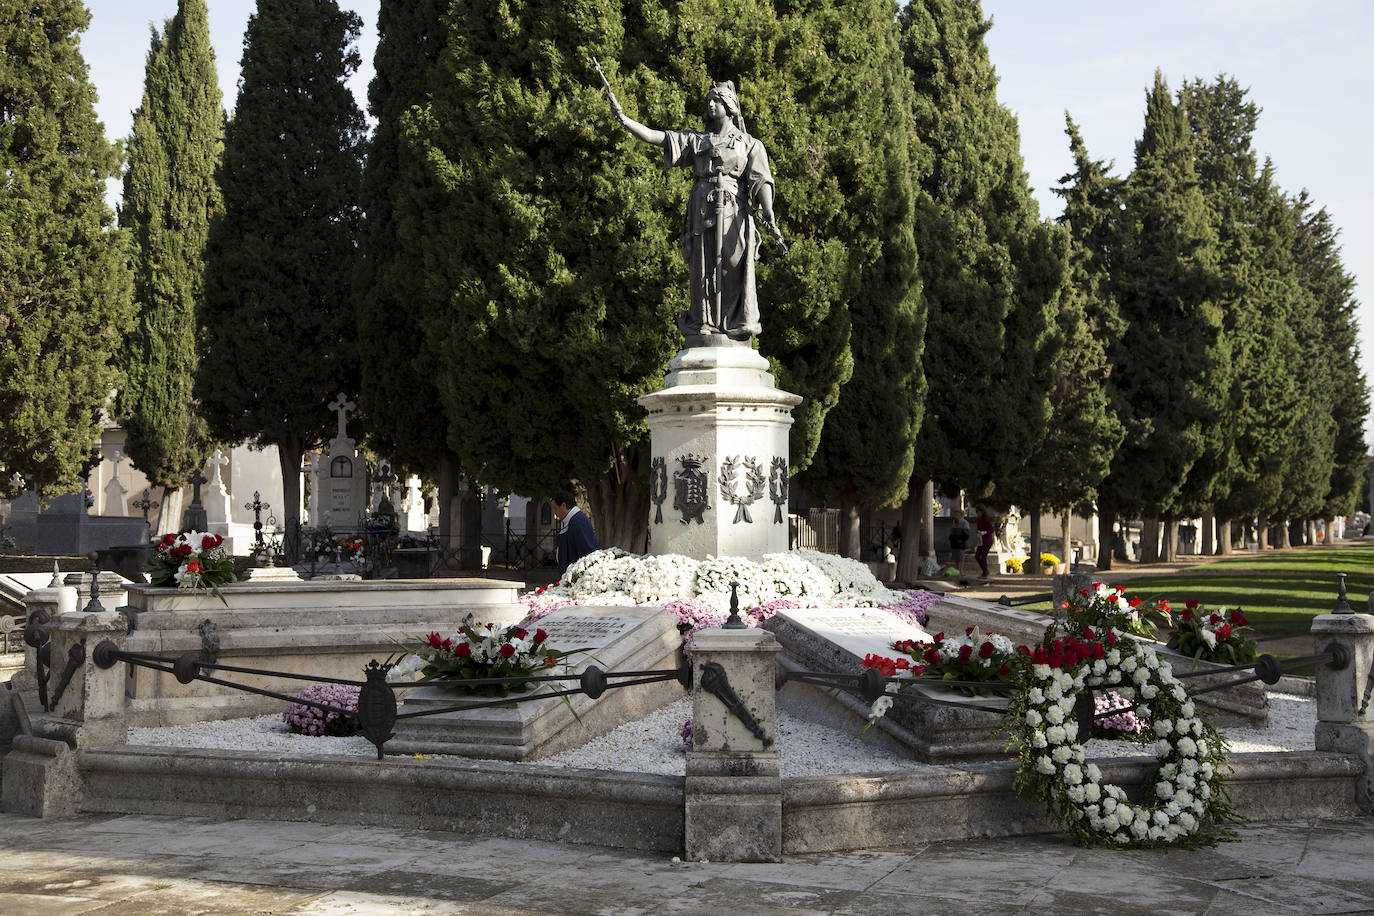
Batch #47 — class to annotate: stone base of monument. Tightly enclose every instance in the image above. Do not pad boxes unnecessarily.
[387,607,684,761]
[763,607,1009,763]
[117,579,527,726]
[638,346,800,560]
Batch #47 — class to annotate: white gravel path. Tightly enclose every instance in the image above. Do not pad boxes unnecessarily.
[127,690,1315,776]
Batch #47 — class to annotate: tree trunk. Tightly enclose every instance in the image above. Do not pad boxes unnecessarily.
[1216,517,1233,556]
[156,485,184,537]
[1257,516,1269,550]
[588,443,648,553]
[896,479,925,584]
[1160,518,1178,563]
[277,434,305,564]
[457,475,483,568]
[1096,501,1114,572]
[1028,508,1042,574]
[1276,520,1290,549]
[1140,516,1160,564]
[1201,509,1215,556]
[838,498,861,560]
[918,480,935,564]
[436,453,460,552]
[1060,511,1073,569]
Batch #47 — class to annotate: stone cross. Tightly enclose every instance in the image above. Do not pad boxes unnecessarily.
[110,450,124,483]
[189,471,207,505]
[208,449,229,488]
[328,393,356,441]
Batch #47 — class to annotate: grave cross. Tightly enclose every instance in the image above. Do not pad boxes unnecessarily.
[131,491,159,521]
[328,393,356,441]
[189,471,208,506]
[208,448,229,487]
[110,449,125,483]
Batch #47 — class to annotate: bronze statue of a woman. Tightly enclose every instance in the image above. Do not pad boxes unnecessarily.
[601,71,786,343]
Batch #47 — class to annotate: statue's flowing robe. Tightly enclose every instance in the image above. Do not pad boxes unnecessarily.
[662,126,774,339]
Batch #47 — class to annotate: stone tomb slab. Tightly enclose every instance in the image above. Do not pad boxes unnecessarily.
[763,607,1010,762]
[387,606,684,761]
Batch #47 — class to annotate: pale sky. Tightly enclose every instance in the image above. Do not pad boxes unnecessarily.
[81,1,1372,447]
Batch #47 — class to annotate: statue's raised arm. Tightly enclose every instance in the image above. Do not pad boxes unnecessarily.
[596,62,785,344]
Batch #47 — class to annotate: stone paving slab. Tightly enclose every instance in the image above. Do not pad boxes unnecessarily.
[0,812,1370,914]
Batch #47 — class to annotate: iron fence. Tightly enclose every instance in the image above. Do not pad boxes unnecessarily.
[84,641,690,760]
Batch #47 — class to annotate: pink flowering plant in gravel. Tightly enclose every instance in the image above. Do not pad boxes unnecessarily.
[282,683,361,737]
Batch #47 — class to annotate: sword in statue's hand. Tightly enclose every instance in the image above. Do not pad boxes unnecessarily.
[590,56,624,122]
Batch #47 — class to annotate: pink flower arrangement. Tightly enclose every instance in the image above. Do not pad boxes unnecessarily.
[282,683,361,737]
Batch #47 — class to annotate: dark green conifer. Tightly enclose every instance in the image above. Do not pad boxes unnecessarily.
[790,0,926,559]
[1291,193,1369,522]
[1016,116,1124,560]
[199,0,365,558]
[118,0,224,491]
[0,0,132,498]
[401,0,920,549]
[1102,70,1226,560]
[895,0,1063,576]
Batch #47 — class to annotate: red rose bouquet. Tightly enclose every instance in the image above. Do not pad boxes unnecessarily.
[145,531,235,601]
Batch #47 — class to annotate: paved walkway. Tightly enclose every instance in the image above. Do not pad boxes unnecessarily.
[1,812,1372,914]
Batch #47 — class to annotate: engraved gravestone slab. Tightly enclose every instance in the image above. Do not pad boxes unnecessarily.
[389,605,684,760]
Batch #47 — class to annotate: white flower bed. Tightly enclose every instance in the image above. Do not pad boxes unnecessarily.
[555,547,905,615]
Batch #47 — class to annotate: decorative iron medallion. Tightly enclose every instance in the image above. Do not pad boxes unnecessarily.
[649,456,668,524]
[358,659,397,760]
[673,453,710,525]
[769,456,789,524]
[719,455,767,524]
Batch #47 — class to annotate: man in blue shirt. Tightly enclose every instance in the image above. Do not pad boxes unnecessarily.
[552,490,601,579]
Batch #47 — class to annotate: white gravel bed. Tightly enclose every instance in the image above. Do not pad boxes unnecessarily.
[127,691,1315,775]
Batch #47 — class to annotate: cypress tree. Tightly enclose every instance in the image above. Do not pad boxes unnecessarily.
[895,0,1063,578]
[402,0,915,549]
[1016,115,1124,561]
[1291,192,1369,523]
[355,0,458,529]
[118,0,224,492]
[791,0,926,559]
[199,0,365,559]
[1102,71,1225,561]
[0,0,132,499]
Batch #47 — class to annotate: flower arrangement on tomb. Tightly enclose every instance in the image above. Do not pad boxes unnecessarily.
[1007,625,1235,848]
[1005,556,1026,574]
[1040,552,1061,571]
[1061,580,1168,637]
[860,620,1236,847]
[865,627,1025,697]
[1167,601,1257,665]
[283,683,361,737]
[389,621,581,697]
[145,531,234,600]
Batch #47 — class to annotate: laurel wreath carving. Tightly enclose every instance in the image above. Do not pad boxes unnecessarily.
[719,455,767,524]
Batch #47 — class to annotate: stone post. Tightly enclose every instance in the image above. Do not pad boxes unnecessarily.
[42,610,129,749]
[684,627,782,862]
[1311,613,1374,812]
[3,609,127,818]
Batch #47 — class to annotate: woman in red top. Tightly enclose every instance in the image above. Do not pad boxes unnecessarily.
[975,504,995,580]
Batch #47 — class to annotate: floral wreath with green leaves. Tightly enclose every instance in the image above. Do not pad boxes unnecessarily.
[1007,624,1236,848]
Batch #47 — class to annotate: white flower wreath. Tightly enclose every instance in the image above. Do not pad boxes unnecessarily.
[1009,627,1236,848]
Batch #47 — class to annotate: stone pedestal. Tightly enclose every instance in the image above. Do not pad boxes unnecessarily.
[43,610,129,749]
[684,627,782,862]
[1311,613,1374,812]
[638,346,801,561]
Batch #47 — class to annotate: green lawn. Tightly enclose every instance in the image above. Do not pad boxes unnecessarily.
[1017,541,1372,638]
[1112,541,1373,636]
